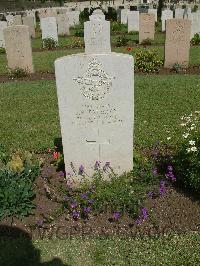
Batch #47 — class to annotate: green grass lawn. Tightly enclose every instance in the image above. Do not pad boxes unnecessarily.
[0,234,199,265]
[0,75,199,151]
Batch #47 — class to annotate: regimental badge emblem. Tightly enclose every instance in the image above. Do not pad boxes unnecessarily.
[73,58,115,100]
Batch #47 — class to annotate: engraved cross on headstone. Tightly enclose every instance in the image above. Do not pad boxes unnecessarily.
[86,129,110,161]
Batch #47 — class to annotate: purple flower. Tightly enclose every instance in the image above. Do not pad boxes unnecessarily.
[167,165,173,171]
[79,164,84,175]
[159,180,166,196]
[147,191,153,199]
[94,160,101,170]
[113,211,120,220]
[83,207,91,213]
[81,193,88,200]
[152,167,158,176]
[88,199,95,204]
[70,201,78,209]
[135,218,142,225]
[72,210,80,219]
[64,196,69,201]
[37,219,43,227]
[59,171,65,178]
[141,208,148,220]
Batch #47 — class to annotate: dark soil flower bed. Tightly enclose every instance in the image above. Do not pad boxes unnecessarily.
[0,154,199,240]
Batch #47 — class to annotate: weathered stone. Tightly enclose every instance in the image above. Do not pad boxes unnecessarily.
[0,21,7,48]
[128,11,139,32]
[66,11,80,26]
[161,10,173,31]
[22,16,35,38]
[148,9,157,22]
[57,14,70,36]
[164,19,191,68]
[139,13,155,44]
[41,17,58,43]
[84,10,111,54]
[4,25,34,73]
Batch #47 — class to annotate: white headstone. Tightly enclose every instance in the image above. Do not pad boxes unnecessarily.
[161,10,173,31]
[128,11,139,32]
[66,11,80,26]
[22,16,35,38]
[55,11,134,180]
[148,9,157,22]
[13,15,22,25]
[41,17,58,44]
[121,9,129,24]
[84,9,110,54]
[0,21,7,48]
[57,14,70,36]
[188,13,200,38]
[6,15,14,26]
[175,8,184,19]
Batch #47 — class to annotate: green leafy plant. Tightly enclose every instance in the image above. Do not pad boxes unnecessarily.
[0,169,35,221]
[173,111,200,192]
[132,49,164,73]
[111,22,127,35]
[74,24,84,37]
[191,33,200,46]
[171,63,182,73]
[42,37,58,50]
[0,147,40,222]
[116,35,129,47]
[0,47,5,54]
[141,38,153,45]
[8,67,28,78]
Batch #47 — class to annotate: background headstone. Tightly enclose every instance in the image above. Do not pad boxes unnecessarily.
[57,14,70,36]
[128,11,139,32]
[13,15,22,25]
[161,10,173,31]
[55,10,134,179]
[41,17,58,44]
[66,11,80,27]
[6,15,14,26]
[175,8,184,19]
[22,16,35,38]
[164,19,191,68]
[4,25,34,73]
[0,21,7,48]
[121,9,129,24]
[148,9,157,22]
[139,13,155,44]
[84,9,111,54]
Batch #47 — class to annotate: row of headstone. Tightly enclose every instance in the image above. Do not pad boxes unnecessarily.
[162,9,200,38]
[1,10,192,83]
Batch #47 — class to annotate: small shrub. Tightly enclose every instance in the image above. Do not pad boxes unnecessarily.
[0,169,35,221]
[171,63,182,73]
[8,67,28,79]
[74,25,84,37]
[132,49,164,73]
[42,37,58,50]
[173,111,200,192]
[141,38,153,45]
[111,22,127,34]
[0,47,6,54]
[116,35,129,47]
[0,147,40,221]
[69,37,84,48]
[191,33,200,45]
